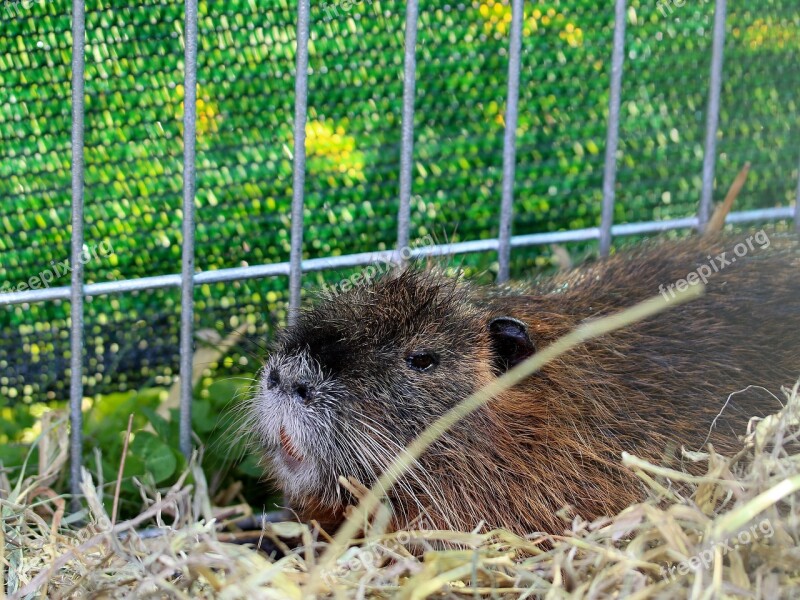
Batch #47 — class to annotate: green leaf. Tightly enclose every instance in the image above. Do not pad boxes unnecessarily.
[191,400,216,434]
[237,454,265,479]
[122,453,145,479]
[206,379,247,410]
[141,407,170,440]
[0,444,28,470]
[129,431,177,483]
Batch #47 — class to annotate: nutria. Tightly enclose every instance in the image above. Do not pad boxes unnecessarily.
[248,229,799,535]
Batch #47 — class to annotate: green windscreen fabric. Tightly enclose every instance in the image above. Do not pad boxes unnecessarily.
[1,0,798,406]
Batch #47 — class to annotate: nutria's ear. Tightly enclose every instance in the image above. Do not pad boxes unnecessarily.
[488,317,535,374]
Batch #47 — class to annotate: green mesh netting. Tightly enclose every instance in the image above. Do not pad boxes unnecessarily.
[1,0,798,405]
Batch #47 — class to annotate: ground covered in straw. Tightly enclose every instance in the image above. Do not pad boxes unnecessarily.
[2,380,799,599]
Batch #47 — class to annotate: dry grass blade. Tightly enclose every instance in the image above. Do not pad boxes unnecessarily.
[111,413,135,528]
[705,162,751,235]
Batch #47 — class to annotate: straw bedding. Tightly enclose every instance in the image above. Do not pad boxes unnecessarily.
[2,380,798,599]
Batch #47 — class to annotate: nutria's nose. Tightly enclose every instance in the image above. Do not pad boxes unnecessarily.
[294,382,311,403]
[280,377,312,404]
[266,365,313,404]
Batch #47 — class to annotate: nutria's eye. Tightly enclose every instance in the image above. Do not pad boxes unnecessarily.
[407,351,438,372]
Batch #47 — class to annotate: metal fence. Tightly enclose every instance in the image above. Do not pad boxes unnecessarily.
[0,0,798,501]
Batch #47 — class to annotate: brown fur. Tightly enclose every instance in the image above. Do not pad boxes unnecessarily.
[249,230,799,535]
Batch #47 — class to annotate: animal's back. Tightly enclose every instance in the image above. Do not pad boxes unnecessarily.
[459,231,799,531]
[532,230,799,413]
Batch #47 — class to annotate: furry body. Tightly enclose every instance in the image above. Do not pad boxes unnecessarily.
[249,231,799,534]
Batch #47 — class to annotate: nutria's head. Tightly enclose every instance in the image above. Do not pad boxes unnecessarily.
[249,268,534,509]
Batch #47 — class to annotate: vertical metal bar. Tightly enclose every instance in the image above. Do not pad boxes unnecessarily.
[68,0,87,505]
[698,0,727,230]
[599,0,627,257]
[288,0,311,326]
[396,0,419,253]
[795,158,800,233]
[496,0,524,283]
[178,0,198,458]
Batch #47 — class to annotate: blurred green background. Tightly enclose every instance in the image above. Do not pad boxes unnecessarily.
[0,0,798,510]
